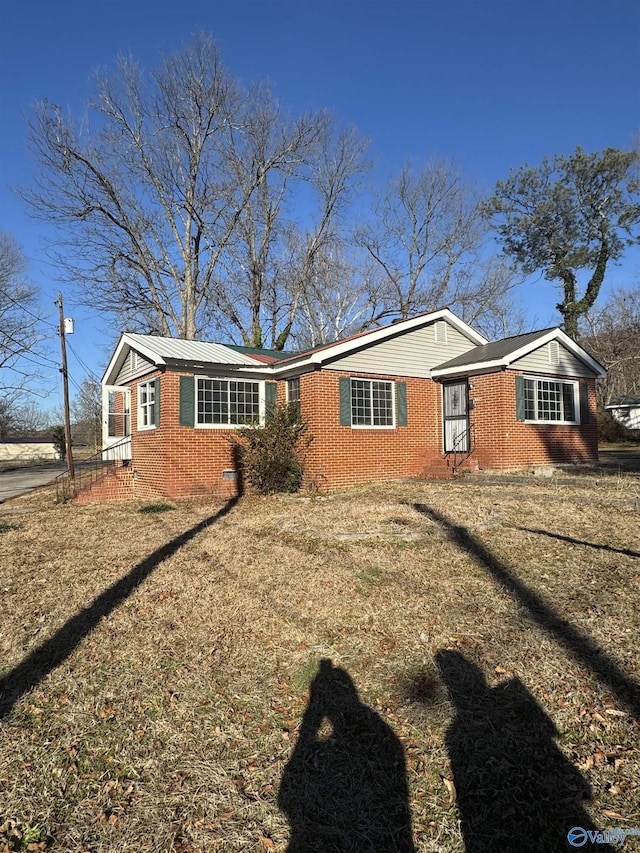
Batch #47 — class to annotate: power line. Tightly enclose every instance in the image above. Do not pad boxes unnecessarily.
[66,340,102,382]
[0,285,58,328]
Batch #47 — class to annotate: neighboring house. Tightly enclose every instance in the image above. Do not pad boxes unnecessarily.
[606,396,640,431]
[80,308,605,503]
[0,438,59,463]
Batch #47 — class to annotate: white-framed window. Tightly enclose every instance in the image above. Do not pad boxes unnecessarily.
[351,379,394,427]
[138,379,157,430]
[523,376,579,424]
[287,377,301,419]
[196,378,261,427]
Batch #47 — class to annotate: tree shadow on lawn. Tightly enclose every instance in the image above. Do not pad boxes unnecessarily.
[279,658,415,853]
[0,495,240,719]
[513,526,640,559]
[411,503,640,719]
[409,651,613,853]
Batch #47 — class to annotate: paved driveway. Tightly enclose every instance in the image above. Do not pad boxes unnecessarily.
[0,464,67,504]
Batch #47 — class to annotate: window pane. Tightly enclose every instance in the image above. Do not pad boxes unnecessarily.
[372,381,393,426]
[230,381,260,424]
[287,377,301,419]
[524,379,536,420]
[562,383,576,421]
[351,380,371,426]
[537,380,562,421]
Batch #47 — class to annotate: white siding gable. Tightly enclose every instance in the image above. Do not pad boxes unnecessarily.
[513,342,594,378]
[323,321,477,378]
[114,349,156,385]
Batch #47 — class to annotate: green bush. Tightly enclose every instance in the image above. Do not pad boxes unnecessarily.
[231,403,312,495]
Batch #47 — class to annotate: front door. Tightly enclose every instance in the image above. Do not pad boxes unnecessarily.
[443,381,469,453]
[102,385,131,460]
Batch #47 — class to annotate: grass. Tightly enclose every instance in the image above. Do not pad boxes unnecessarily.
[137,502,176,514]
[0,476,638,852]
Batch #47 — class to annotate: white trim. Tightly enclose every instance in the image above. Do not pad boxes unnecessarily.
[432,327,606,379]
[522,375,580,425]
[266,309,488,376]
[350,378,396,429]
[193,376,264,429]
[103,333,261,385]
[137,379,158,431]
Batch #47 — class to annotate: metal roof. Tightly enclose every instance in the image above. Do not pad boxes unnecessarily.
[123,333,260,366]
[225,344,296,363]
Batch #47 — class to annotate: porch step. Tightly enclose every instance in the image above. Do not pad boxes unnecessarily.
[420,459,455,479]
[73,462,134,504]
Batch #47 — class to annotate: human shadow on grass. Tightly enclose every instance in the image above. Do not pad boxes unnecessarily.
[411,503,640,719]
[514,526,640,559]
[0,494,240,719]
[279,658,415,853]
[425,651,613,853]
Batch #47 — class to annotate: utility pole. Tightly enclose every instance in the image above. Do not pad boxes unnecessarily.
[56,292,75,483]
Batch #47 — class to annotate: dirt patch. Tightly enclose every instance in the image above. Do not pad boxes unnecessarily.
[598,449,640,475]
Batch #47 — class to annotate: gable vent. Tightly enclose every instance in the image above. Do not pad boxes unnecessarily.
[434,321,448,344]
[548,341,560,365]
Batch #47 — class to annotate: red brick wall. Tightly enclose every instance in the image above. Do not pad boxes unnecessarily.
[299,370,446,490]
[93,366,598,502]
[468,371,598,469]
[129,370,240,501]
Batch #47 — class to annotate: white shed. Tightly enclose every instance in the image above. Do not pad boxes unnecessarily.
[606,397,640,431]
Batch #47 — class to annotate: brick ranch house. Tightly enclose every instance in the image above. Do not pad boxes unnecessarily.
[80,308,605,503]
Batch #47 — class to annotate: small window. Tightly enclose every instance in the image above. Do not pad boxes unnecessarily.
[434,321,448,344]
[548,341,560,365]
[196,378,260,426]
[351,379,394,427]
[287,377,301,419]
[138,379,157,430]
[523,377,578,423]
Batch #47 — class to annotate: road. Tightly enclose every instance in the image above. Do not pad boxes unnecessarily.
[0,464,67,504]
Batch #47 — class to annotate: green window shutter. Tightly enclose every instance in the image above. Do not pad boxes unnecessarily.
[579,382,590,424]
[265,382,278,422]
[515,375,525,421]
[179,376,195,427]
[396,381,407,426]
[339,377,352,426]
[154,377,161,427]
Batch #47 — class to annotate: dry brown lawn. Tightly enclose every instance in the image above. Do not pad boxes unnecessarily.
[0,474,638,852]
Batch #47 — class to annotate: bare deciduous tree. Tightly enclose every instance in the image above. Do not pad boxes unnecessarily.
[71,377,102,449]
[291,240,384,349]
[0,232,46,432]
[24,34,368,348]
[355,160,512,323]
[581,285,640,407]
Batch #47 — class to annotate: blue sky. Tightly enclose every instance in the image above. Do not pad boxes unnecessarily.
[1,0,639,409]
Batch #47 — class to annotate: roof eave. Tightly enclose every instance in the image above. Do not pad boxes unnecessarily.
[431,358,506,378]
[268,309,487,374]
